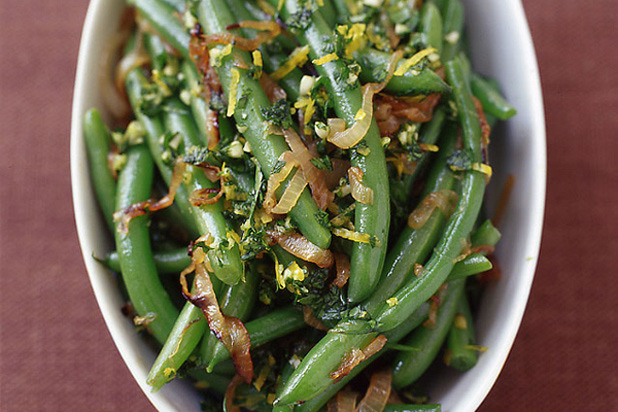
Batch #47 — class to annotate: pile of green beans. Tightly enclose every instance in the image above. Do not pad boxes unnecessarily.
[84,0,516,409]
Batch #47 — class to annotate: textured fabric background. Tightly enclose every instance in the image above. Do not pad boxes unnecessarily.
[1,1,616,410]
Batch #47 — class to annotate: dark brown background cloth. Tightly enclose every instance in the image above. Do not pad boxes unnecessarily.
[1,0,617,410]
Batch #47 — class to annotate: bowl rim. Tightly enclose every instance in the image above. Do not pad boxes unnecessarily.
[70,0,546,410]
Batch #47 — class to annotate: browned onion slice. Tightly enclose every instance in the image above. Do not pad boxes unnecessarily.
[356,370,392,412]
[329,335,387,382]
[407,190,459,230]
[267,229,334,268]
[180,248,253,383]
[113,160,186,234]
[332,252,351,288]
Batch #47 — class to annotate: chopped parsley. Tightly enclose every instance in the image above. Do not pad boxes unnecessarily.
[262,99,294,129]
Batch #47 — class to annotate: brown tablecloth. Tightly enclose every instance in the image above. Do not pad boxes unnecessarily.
[1,1,617,410]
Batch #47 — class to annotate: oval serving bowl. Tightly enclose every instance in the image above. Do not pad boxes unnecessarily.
[71,0,546,410]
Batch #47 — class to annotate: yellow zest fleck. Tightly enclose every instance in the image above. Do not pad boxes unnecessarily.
[332,227,372,244]
[209,44,233,68]
[252,50,263,68]
[252,50,263,79]
[273,253,286,289]
[271,46,310,80]
[465,345,489,352]
[295,96,316,125]
[357,146,370,156]
[163,368,176,379]
[227,68,240,117]
[312,52,339,66]
[337,24,367,59]
[454,313,468,330]
[283,261,306,284]
[267,394,276,404]
[394,47,438,76]
[226,230,241,245]
[471,162,493,178]
[419,143,439,152]
[354,108,366,121]
[386,297,398,307]
[152,70,172,97]
[277,0,284,11]
[254,360,273,391]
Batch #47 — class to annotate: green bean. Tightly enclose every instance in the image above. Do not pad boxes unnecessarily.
[164,98,246,282]
[330,0,351,22]
[128,0,192,60]
[160,0,186,13]
[143,33,169,71]
[440,0,464,62]
[391,278,465,388]
[447,253,492,281]
[225,0,304,100]
[268,0,390,303]
[372,55,487,332]
[188,368,233,395]
[197,0,332,249]
[390,109,447,207]
[364,121,458,315]
[272,124,457,404]
[420,2,443,52]
[356,49,450,96]
[206,306,306,371]
[114,144,179,344]
[288,304,430,411]
[125,71,244,285]
[147,295,207,390]
[470,73,517,120]
[383,405,442,412]
[104,247,190,274]
[470,219,502,249]
[444,292,477,371]
[83,109,117,232]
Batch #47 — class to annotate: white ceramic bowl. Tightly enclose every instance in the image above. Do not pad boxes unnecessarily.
[71,0,545,410]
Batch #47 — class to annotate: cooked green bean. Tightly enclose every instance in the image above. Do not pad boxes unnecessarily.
[420,2,443,52]
[125,71,244,285]
[267,0,390,303]
[205,306,306,371]
[391,279,465,388]
[83,108,116,232]
[128,0,191,60]
[444,292,478,371]
[447,253,492,281]
[197,0,332,249]
[356,49,450,96]
[471,73,517,120]
[114,144,179,344]
[104,247,190,274]
[289,304,430,411]
[440,0,464,62]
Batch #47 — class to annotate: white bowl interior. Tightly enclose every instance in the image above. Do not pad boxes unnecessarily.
[71,0,545,411]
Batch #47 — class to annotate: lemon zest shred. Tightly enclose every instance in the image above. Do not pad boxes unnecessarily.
[471,162,493,178]
[419,143,440,152]
[227,68,240,117]
[312,52,339,66]
[394,47,437,76]
[252,50,263,68]
[386,297,399,307]
[271,46,310,80]
[332,227,371,244]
